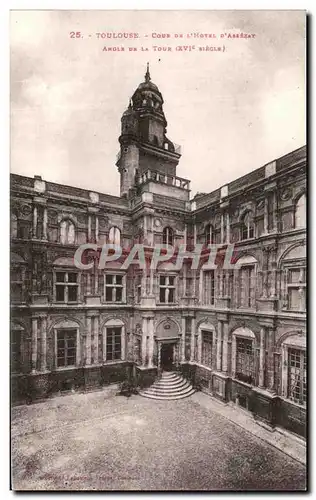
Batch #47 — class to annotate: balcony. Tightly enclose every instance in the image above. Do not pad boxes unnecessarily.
[137,169,190,191]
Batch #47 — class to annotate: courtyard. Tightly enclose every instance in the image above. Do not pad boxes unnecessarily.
[11,388,306,491]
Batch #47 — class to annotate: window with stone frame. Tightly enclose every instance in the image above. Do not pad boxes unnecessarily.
[241,211,255,240]
[162,226,174,246]
[56,329,77,368]
[201,270,215,305]
[60,219,76,245]
[55,271,79,303]
[108,226,121,245]
[287,267,306,311]
[287,348,306,405]
[201,330,213,367]
[11,266,24,303]
[105,273,125,303]
[205,224,215,246]
[11,213,18,239]
[235,337,255,384]
[135,273,142,304]
[11,324,23,373]
[239,265,256,308]
[159,274,176,303]
[294,193,306,229]
[106,327,122,361]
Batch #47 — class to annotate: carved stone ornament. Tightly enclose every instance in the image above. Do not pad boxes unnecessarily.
[154,218,162,228]
[280,188,292,201]
[21,204,32,216]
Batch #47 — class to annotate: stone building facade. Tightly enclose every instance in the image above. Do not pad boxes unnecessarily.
[11,66,306,437]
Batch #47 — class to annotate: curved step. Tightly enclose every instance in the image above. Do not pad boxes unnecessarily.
[144,382,192,396]
[154,378,189,389]
[139,388,195,400]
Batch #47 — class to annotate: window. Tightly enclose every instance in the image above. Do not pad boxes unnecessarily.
[236,338,255,384]
[239,266,256,308]
[11,267,24,302]
[287,267,306,311]
[205,224,215,246]
[60,219,75,245]
[105,274,125,302]
[241,212,255,240]
[162,227,174,246]
[11,325,22,373]
[201,331,213,367]
[159,275,176,303]
[202,270,215,305]
[106,327,122,361]
[55,272,79,303]
[11,214,18,239]
[135,274,142,303]
[108,226,121,245]
[56,329,77,368]
[294,194,306,229]
[288,348,306,405]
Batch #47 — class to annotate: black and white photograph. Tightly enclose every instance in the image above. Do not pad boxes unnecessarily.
[10,9,307,491]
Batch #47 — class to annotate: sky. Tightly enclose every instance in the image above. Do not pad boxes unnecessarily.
[10,10,306,197]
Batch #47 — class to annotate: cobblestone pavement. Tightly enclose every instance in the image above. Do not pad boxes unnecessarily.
[11,388,307,491]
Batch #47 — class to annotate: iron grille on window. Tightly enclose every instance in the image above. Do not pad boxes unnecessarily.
[288,348,306,405]
[201,331,213,367]
[105,274,124,302]
[236,338,255,384]
[159,275,176,303]
[106,327,122,361]
[57,329,77,368]
[55,272,79,303]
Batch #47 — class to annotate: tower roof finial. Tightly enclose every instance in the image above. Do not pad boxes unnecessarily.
[145,62,151,82]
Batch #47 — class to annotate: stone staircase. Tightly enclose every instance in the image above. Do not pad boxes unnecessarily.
[139,371,195,400]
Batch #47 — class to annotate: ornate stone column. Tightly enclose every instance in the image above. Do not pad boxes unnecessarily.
[222,322,229,373]
[147,317,154,368]
[95,216,99,244]
[31,317,38,372]
[40,317,47,372]
[141,318,147,366]
[94,316,99,364]
[85,316,92,366]
[197,327,202,364]
[190,316,196,362]
[221,212,224,244]
[263,196,268,234]
[259,326,266,387]
[216,321,223,371]
[43,208,48,240]
[181,317,186,362]
[88,215,92,242]
[102,325,107,362]
[226,212,230,243]
[32,205,38,238]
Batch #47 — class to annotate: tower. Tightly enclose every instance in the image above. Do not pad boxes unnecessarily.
[116,64,182,197]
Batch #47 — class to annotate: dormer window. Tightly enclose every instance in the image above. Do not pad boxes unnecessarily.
[164,143,169,150]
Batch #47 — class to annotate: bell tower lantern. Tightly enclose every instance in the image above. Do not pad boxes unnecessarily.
[116,64,182,198]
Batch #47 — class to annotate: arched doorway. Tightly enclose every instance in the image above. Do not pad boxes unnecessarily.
[155,318,180,372]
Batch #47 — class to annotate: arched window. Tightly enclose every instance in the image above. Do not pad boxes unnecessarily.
[163,226,174,246]
[205,224,215,245]
[60,219,75,245]
[11,213,18,239]
[241,211,255,240]
[108,226,121,245]
[294,194,306,229]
